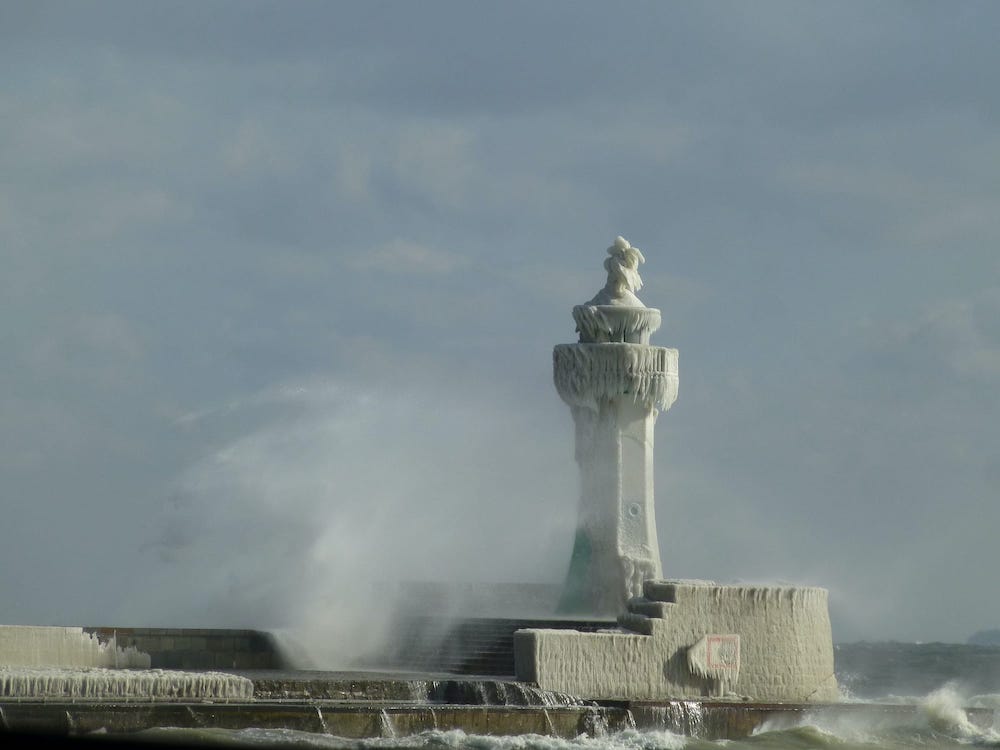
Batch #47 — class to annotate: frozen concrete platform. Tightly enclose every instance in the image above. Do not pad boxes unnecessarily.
[1,670,995,742]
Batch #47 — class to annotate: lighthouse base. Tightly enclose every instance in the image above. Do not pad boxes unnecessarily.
[515,579,839,703]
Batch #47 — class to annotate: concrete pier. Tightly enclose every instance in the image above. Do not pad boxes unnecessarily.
[1,672,995,741]
[517,580,839,703]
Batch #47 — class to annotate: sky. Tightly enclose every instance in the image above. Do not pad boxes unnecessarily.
[1,1,998,647]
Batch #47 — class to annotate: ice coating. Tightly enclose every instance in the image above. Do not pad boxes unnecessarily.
[0,625,150,668]
[574,237,661,345]
[553,344,677,414]
[541,243,839,702]
[571,306,661,345]
[517,582,840,702]
[588,236,647,307]
[0,666,254,701]
[555,238,677,615]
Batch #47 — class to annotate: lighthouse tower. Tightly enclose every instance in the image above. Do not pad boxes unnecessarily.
[555,237,679,614]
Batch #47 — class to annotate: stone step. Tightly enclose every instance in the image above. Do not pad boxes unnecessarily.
[643,581,679,602]
[626,597,673,619]
[617,612,655,636]
[373,618,615,676]
[643,579,718,603]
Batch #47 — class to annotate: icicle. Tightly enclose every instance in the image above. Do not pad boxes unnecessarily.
[0,667,253,701]
[378,708,397,738]
[315,706,330,734]
[554,344,677,412]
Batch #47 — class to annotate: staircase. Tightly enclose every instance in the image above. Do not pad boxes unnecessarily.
[373,617,616,676]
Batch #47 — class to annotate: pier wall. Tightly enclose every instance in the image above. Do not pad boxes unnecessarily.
[515,581,839,702]
[0,626,150,669]
[82,628,285,670]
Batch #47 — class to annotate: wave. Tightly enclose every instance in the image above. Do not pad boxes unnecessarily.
[746,683,1000,749]
[129,681,1000,750]
[134,727,693,750]
[922,684,1000,744]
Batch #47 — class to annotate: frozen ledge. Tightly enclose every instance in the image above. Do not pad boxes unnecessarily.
[573,305,661,344]
[0,667,254,701]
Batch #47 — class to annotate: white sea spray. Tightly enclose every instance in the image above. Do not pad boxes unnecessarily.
[135,728,692,750]
[921,683,1000,743]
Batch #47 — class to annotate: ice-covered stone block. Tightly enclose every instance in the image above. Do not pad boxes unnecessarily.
[516,581,839,703]
[0,625,150,669]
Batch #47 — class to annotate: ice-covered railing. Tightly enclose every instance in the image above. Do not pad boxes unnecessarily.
[0,667,253,701]
[572,305,661,345]
[553,344,678,413]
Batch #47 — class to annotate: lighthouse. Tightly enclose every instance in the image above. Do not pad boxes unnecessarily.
[554,237,679,614]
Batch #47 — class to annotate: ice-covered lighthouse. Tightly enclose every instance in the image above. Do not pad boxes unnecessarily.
[555,236,679,615]
[518,238,837,703]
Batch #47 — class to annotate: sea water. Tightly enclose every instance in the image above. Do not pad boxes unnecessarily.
[129,642,1000,749]
[131,713,1000,750]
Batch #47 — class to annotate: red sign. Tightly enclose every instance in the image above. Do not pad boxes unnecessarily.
[706,634,740,670]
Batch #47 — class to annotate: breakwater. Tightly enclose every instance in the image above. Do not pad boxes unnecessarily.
[2,671,997,742]
[5,626,1000,743]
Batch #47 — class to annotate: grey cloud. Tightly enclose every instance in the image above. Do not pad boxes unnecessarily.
[347,239,468,276]
[2,1,1000,643]
[23,313,144,381]
[19,1,998,124]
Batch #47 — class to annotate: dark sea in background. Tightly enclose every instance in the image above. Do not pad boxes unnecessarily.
[836,642,1000,701]
[135,642,1000,749]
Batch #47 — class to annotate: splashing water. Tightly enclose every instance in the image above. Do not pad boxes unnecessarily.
[132,377,577,670]
[921,684,1000,743]
[746,683,1000,749]
[378,709,398,739]
[124,694,1000,750]
[135,727,693,750]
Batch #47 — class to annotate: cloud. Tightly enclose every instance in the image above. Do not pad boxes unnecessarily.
[22,313,145,389]
[389,123,479,208]
[222,119,301,178]
[2,1,1000,643]
[346,238,468,275]
[856,288,1000,386]
[0,397,88,472]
